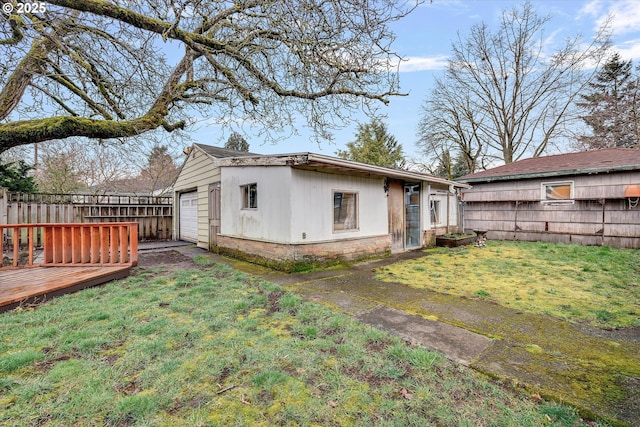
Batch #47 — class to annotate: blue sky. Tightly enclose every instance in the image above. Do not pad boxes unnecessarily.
[193,0,640,164]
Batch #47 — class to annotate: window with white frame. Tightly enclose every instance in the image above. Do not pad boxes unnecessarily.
[541,181,573,203]
[241,183,257,209]
[333,191,358,231]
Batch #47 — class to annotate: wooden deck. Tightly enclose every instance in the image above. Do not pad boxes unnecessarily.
[0,265,131,312]
[0,222,138,313]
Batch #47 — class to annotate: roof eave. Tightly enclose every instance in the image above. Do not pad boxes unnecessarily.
[304,153,469,187]
[217,152,469,188]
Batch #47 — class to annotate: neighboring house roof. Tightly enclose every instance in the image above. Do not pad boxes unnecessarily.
[216,152,468,188]
[193,143,258,158]
[458,148,640,183]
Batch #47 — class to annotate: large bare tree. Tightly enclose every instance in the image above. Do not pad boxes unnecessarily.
[417,1,611,172]
[0,0,417,153]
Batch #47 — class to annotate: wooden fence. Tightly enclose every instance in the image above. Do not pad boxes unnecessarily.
[464,199,640,248]
[0,223,138,269]
[0,189,172,242]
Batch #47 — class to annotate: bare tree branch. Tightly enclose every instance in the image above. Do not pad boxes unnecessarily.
[418,2,611,170]
[0,0,418,152]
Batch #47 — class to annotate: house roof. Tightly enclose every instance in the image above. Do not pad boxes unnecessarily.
[193,143,258,158]
[217,152,468,188]
[457,148,640,183]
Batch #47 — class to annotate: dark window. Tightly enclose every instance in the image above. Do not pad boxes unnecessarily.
[241,183,257,209]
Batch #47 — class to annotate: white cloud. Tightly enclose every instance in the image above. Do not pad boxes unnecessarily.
[574,1,640,61]
[614,38,640,61]
[423,0,470,14]
[396,55,449,72]
[577,0,605,18]
[591,0,640,35]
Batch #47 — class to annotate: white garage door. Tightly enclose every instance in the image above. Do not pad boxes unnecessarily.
[179,192,198,242]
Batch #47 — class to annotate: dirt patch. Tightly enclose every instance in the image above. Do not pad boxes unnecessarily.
[577,324,640,345]
[135,250,200,275]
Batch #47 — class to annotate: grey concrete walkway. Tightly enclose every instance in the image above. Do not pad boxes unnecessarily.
[138,240,194,252]
[358,305,492,366]
[260,252,494,367]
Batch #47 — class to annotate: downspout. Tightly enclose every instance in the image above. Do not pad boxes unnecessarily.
[514,200,520,240]
[460,193,465,233]
[446,184,452,234]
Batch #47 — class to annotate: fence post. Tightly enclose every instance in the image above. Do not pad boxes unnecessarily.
[129,223,138,266]
[0,187,6,226]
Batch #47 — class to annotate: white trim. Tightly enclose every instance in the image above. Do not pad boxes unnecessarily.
[332,190,359,232]
[540,180,574,204]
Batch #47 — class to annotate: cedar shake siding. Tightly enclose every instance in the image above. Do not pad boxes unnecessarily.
[458,149,640,248]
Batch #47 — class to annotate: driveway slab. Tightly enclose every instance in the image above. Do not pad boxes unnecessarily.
[357,305,492,366]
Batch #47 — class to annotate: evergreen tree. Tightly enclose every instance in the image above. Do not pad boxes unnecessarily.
[0,160,37,193]
[337,120,405,169]
[140,146,179,194]
[577,53,639,149]
[432,150,470,180]
[224,132,250,152]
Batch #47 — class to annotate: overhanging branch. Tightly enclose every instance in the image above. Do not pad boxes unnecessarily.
[0,115,184,150]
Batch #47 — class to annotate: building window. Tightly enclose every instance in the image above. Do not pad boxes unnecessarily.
[241,183,257,209]
[430,200,440,225]
[333,191,358,231]
[542,181,573,202]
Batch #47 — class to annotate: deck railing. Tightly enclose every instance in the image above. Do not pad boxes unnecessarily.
[0,222,138,270]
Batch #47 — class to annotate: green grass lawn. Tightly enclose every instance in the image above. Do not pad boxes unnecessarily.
[0,257,600,426]
[376,241,640,328]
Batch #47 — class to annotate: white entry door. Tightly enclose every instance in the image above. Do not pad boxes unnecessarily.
[179,191,198,242]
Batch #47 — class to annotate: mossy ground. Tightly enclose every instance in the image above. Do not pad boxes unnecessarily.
[0,254,597,426]
[289,265,640,426]
[352,241,639,426]
[375,241,640,328]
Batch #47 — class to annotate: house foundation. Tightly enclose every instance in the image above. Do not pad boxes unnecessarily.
[216,234,391,269]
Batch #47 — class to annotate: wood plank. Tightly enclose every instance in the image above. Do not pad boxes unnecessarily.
[28,227,34,265]
[120,225,127,264]
[12,226,19,267]
[91,226,100,263]
[82,227,91,263]
[130,226,138,266]
[110,226,118,264]
[63,226,72,263]
[101,226,109,264]
[0,265,130,312]
[44,225,53,263]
